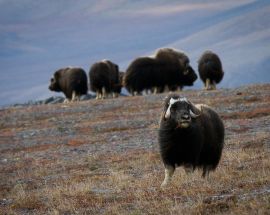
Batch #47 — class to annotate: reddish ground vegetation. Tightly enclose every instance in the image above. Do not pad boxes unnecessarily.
[0,84,269,214]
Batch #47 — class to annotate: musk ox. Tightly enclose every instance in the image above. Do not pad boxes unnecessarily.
[89,60,121,99]
[123,48,197,95]
[49,67,88,102]
[158,95,224,187]
[198,50,224,90]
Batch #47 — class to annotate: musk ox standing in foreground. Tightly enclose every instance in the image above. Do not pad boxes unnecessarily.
[198,50,224,90]
[49,67,88,102]
[124,48,197,95]
[158,95,224,187]
[89,60,121,99]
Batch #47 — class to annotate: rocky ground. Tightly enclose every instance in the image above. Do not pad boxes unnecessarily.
[0,84,269,214]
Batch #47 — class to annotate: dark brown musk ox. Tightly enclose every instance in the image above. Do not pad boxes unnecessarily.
[198,50,224,90]
[49,67,88,102]
[158,95,224,187]
[89,60,121,99]
[123,48,197,96]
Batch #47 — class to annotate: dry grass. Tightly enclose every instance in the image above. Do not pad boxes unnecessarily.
[222,107,270,120]
[0,84,270,214]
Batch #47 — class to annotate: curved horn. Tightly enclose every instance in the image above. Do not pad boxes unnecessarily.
[164,98,181,120]
[164,108,171,119]
[190,109,200,118]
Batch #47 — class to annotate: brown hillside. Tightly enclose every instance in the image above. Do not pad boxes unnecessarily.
[0,84,269,214]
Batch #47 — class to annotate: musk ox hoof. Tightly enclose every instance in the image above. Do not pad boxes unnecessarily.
[160,177,172,188]
[160,181,168,188]
[184,164,194,174]
[205,84,216,91]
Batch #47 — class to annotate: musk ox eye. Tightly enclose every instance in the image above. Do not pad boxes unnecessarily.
[50,78,54,82]
[171,105,177,111]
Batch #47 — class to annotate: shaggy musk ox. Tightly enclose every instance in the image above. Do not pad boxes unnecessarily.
[49,67,88,101]
[123,48,197,95]
[89,60,121,99]
[158,95,224,187]
[198,50,224,90]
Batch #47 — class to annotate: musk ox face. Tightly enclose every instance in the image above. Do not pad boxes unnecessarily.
[48,76,61,92]
[182,66,198,86]
[164,97,200,128]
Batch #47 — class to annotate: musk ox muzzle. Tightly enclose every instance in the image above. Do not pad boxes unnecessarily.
[182,66,198,86]
[48,77,60,92]
[48,78,54,90]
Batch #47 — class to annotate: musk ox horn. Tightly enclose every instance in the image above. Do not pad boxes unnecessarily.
[164,98,182,119]
[164,108,171,119]
[189,109,200,118]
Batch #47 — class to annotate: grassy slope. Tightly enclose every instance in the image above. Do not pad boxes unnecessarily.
[0,84,270,214]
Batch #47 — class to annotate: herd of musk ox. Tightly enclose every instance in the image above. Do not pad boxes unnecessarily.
[48,47,225,187]
[49,48,224,101]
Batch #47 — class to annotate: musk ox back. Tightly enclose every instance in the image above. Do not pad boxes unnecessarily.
[198,50,224,90]
[49,67,88,101]
[155,48,190,68]
[158,95,224,187]
[124,57,157,95]
[89,60,120,99]
[123,48,197,95]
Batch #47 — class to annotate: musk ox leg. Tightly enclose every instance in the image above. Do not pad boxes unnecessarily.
[96,91,103,99]
[143,89,150,95]
[202,166,210,178]
[71,91,80,102]
[184,164,194,175]
[205,78,211,90]
[146,89,152,95]
[161,165,175,188]
[211,81,217,90]
[153,87,158,95]
[64,98,71,103]
[112,92,119,98]
[128,89,134,96]
[95,92,99,99]
[107,92,112,99]
[164,85,170,93]
[102,87,107,99]
[71,91,76,101]
[202,164,216,178]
